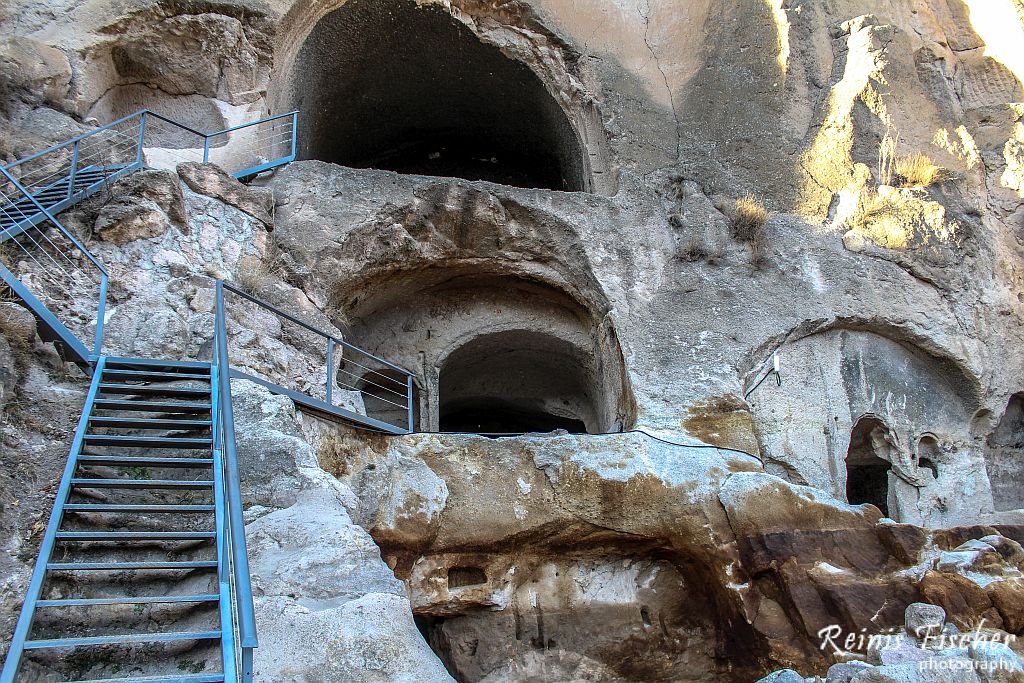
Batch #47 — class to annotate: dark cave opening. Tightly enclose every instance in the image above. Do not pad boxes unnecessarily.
[986,393,1024,511]
[439,398,588,435]
[846,417,893,516]
[285,0,586,190]
[438,330,596,435]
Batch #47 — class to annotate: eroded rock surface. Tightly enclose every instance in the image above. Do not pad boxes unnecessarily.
[1,0,1023,681]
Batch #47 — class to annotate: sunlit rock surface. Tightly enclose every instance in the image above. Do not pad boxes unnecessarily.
[1,0,1024,681]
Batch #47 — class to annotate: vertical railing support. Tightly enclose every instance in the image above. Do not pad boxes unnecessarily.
[289,112,299,161]
[135,111,147,168]
[93,274,107,357]
[203,136,212,164]
[407,374,414,433]
[67,140,80,199]
[326,338,334,405]
[214,280,259,679]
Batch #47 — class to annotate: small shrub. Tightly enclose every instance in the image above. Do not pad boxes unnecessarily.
[730,196,769,242]
[729,196,769,270]
[894,153,943,188]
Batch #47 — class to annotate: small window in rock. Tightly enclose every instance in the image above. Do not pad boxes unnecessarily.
[917,435,940,480]
[448,566,487,589]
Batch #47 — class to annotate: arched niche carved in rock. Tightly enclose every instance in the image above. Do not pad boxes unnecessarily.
[272,0,608,192]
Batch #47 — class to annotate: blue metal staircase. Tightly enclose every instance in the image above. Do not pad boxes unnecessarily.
[0,356,246,682]
[0,107,418,681]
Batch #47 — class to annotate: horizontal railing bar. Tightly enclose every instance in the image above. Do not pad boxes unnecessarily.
[207,111,299,137]
[220,281,413,377]
[0,169,109,276]
[4,111,145,169]
[334,366,408,397]
[231,369,408,434]
[142,111,209,138]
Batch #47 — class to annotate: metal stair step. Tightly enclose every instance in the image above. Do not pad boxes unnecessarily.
[70,478,214,490]
[67,673,225,683]
[37,594,219,607]
[103,369,212,382]
[104,357,212,372]
[92,399,212,413]
[63,504,215,513]
[67,674,225,683]
[88,416,213,430]
[23,630,221,649]
[97,384,211,398]
[55,531,216,541]
[78,455,214,468]
[47,561,217,571]
[83,435,213,448]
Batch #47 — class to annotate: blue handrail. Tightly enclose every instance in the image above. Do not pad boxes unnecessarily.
[213,280,258,681]
[217,280,417,433]
[3,109,299,181]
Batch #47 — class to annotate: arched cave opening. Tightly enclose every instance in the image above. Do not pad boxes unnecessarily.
[916,435,940,480]
[986,393,1024,511]
[438,330,595,435]
[846,417,894,516]
[337,268,633,434]
[282,0,587,190]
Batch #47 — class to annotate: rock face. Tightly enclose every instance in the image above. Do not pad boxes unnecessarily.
[1,0,1024,682]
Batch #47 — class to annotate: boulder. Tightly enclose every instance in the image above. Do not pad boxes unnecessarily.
[94,197,172,244]
[968,642,1023,683]
[178,162,274,226]
[253,594,454,683]
[985,581,1024,634]
[112,169,188,228]
[247,489,403,603]
[827,661,874,683]
[919,572,1004,631]
[905,602,947,639]
[756,670,805,683]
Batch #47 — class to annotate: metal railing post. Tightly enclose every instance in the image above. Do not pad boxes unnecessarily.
[326,338,334,405]
[214,280,259,669]
[203,136,212,164]
[93,274,107,356]
[407,374,414,433]
[135,112,147,168]
[67,140,80,199]
[289,112,299,160]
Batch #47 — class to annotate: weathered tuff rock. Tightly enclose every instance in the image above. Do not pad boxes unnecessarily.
[296,416,1024,680]
[177,162,274,226]
[0,0,1023,681]
[234,383,453,682]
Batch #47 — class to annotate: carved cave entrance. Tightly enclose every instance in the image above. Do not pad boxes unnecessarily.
[283,0,587,190]
[845,417,893,516]
[438,330,594,434]
[340,270,632,435]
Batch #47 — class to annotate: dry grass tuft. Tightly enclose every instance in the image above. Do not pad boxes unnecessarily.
[878,127,944,188]
[895,153,944,188]
[730,196,769,269]
[846,190,910,249]
[730,196,769,242]
[235,242,288,296]
[878,128,899,186]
